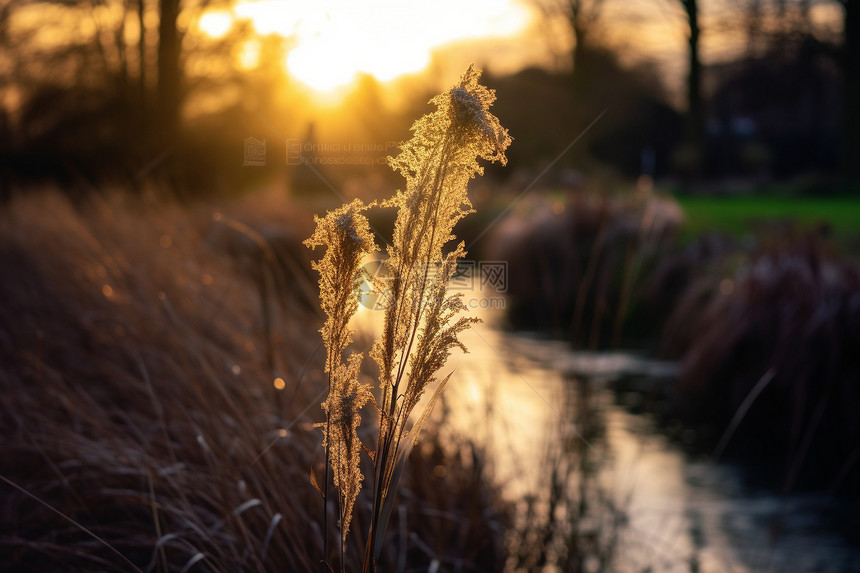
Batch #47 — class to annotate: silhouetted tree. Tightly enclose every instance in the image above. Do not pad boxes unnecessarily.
[158,0,182,145]
[724,0,857,182]
[840,0,860,180]
[566,0,605,96]
[680,0,704,175]
[138,0,148,119]
[534,0,607,96]
[744,0,764,53]
[0,0,13,197]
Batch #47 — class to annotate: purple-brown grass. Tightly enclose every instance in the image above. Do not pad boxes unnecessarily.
[0,190,508,572]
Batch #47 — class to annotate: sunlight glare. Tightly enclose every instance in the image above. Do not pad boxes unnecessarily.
[234,0,531,91]
[286,39,358,92]
[199,11,233,38]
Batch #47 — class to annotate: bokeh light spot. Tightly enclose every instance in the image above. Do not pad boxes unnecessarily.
[199,11,233,38]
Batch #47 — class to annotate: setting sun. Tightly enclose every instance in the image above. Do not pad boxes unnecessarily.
[198,10,233,38]
[231,0,532,91]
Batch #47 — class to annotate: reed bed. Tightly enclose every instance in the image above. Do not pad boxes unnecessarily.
[662,229,860,492]
[488,189,681,348]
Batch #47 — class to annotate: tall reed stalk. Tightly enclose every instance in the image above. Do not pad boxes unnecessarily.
[305,66,510,572]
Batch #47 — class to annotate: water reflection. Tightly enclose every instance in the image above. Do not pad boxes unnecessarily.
[440,325,860,572]
[353,284,859,571]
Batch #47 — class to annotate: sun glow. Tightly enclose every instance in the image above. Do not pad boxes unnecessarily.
[198,11,233,38]
[233,0,531,92]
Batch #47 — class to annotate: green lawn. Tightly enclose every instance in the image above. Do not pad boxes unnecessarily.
[674,195,860,241]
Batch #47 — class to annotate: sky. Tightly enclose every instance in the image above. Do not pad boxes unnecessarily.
[195,0,842,106]
[200,0,541,92]
[7,0,844,111]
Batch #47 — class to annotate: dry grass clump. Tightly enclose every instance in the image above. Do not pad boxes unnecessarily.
[488,189,681,348]
[391,433,511,572]
[0,191,325,572]
[662,230,860,492]
[0,190,509,571]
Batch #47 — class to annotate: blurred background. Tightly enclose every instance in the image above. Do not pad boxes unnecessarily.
[1,0,857,197]
[2,1,860,571]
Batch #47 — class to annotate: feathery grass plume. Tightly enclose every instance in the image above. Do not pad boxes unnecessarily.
[305,66,510,571]
[304,199,376,554]
[364,64,511,571]
[304,199,377,371]
[321,352,373,542]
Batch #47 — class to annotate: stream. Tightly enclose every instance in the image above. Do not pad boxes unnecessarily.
[354,288,860,572]
[441,324,860,572]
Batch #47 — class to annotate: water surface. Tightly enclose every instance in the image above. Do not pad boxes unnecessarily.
[441,322,860,572]
[354,286,860,572]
